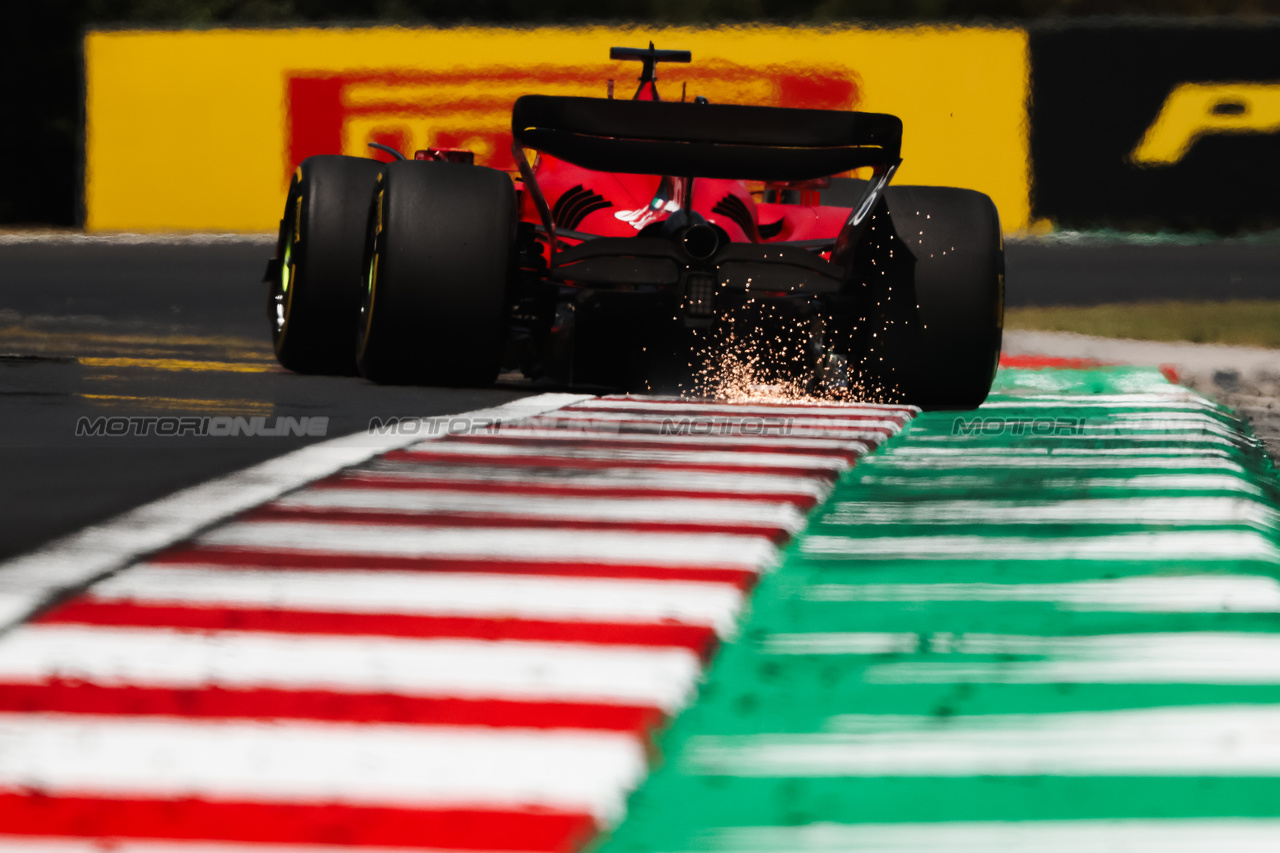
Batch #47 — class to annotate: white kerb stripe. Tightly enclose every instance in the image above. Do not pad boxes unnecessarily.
[94,566,746,634]
[394,441,848,471]
[685,705,1280,777]
[980,394,1205,404]
[803,574,1280,613]
[0,626,700,710]
[825,497,1278,528]
[800,530,1280,562]
[0,714,642,819]
[852,473,1263,496]
[856,456,1247,472]
[273,489,807,530]
[917,418,1245,439]
[473,427,871,453]
[864,631,1280,684]
[763,633,920,656]
[201,522,779,570]
[689,818,1280,853]
[887,443,1235,455]
[356,462,833,498]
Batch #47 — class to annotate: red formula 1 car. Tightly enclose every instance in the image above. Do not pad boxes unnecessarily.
[266,45,1003,408]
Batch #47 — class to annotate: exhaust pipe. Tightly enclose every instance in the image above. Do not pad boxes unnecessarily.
[681,223,721,261]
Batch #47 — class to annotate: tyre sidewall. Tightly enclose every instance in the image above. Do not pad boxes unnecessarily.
[885,185,1004,410]
[273,155,382,374]
[358,160,515,386]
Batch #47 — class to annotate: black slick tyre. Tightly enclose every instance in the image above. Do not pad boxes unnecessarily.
[854,185,1003,411]
[269,155,382,375]
[357,160,516,386]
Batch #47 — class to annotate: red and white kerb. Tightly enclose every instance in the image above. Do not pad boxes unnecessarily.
[0,395,913,853]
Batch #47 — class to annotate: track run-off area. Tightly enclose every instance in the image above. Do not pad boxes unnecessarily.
[1,363,1279,851]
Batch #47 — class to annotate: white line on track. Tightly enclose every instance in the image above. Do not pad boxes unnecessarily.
[916,424,1250,441]
[687,818,1280,853]
[0,714,644,818]
[0,393,592,632]
[762,632,920,655]
[924,432,1252,445]
[760,630,1280,683]
[198,522,779,569]
[824,496,1278,528]
[862,631,1280,684]
[800,529,1280,562]
[684,705,1280,777]
[858,455,1249,471]
[90,566,746,633]
[0,626,701,710]
[851,473,1264,495]
[802,573,1280,612]
[981,395,1206,405]
[887,442,1239,454]
[977,400,1223,411]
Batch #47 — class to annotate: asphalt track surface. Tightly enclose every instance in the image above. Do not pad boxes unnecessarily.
[0,239,534,561]
[2,235,1279,561]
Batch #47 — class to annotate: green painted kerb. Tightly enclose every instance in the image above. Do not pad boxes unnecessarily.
[595,366,1280,853]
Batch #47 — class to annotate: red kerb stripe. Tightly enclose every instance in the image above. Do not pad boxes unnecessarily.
[0,681,663,733]
[442,433,863,457]
[998,354,1105,369]
[381,449,840,478]
[39,599,719,655]
[146,548,759,588]
[0,793,595,851]
[243,505,790,542]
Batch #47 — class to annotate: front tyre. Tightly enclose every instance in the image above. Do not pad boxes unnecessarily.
[269,155,382,375]
[356,160,516,386]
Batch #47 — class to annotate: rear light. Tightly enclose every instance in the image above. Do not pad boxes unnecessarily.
[683,273,715,318]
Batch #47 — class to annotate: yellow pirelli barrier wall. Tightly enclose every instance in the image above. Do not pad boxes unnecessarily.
[84,25,1029,233]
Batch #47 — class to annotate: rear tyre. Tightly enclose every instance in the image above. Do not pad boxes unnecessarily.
[269,155,382,375]
[356,160,516,386]
[854,186,1003,411]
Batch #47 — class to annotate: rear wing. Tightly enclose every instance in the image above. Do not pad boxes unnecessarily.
[511,95,902,182]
